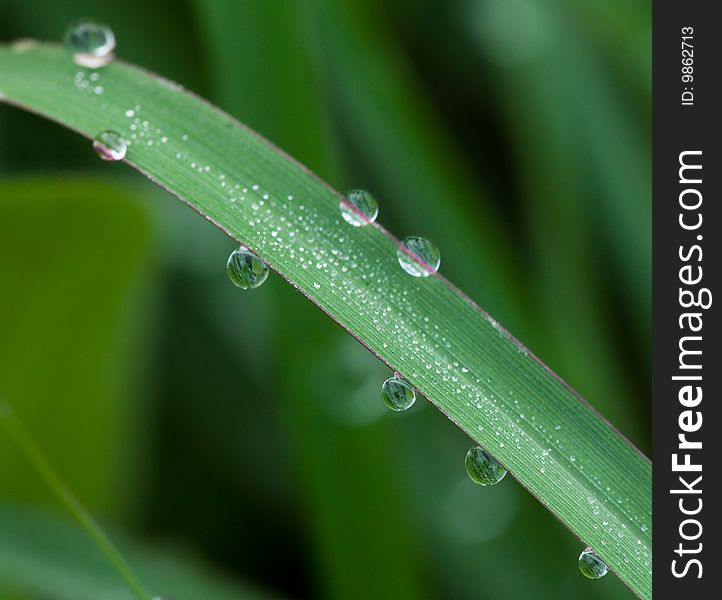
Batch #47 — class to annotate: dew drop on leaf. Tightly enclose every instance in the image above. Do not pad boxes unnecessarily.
[465,446,507,486]
[397,236,441,277]
[63,20,116,68]
[578,547,609,579]
[227,246,269,290]
[92,130,127,161]
[381,375,416,412]
[339,189,379,227]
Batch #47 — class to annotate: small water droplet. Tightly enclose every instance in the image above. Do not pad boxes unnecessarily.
[226,246,269,290]
[397,236,441,277]
[64,20,115,68]
[92,130,127,161]
[339,189,378,227]
[578,547,608,579]
[381,375,416,412]
[465,446,507,486]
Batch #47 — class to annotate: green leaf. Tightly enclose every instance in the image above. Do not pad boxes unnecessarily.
[0,44,651,598]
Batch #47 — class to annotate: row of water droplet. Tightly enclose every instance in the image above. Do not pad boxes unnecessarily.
[64,18,612,584]
[63,20,443,281]
[224,189,440,288]
[64,22,443,282]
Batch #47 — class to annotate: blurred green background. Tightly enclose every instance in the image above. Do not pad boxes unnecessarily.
[0,1,650,599]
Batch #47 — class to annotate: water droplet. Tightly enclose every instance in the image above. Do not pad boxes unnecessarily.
[226,246,269,290]
[64,20,115,68]
[381,375,416,412]
[397,236,441,277]
[465,446,507,486]
[339,189,378,227]
[578,547,608,579]
[92,130,127,161]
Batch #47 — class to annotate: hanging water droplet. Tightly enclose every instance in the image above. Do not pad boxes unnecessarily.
[227,246,269,290]
[465,446,507,486]
[381,375,416,412]
[578,547,608,579]
[64,20,116,68]
[397,236,441,277]
[339,189,378,227]
[93,130,127,161]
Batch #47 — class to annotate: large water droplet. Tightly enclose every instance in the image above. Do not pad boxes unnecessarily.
[339,189,378,227]
[578,547,608,579]
[64,20,116,68]
[227,246,269,290]
[381,375,416,411]
[93,130,127,161]
[397,236,441,277]
[465,446,507,486]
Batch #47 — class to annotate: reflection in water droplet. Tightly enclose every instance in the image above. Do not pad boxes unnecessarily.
[397,236,441,277]
[339,189,378,227]
[64,20,116,68]
[227,246,269,290]
[92,131,127,161]
[465,446,507,486]
[381,375,416,411]
[578,547,608,579]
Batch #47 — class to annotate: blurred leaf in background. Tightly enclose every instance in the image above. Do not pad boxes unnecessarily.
[0,502,279,600]
[0,177,154,516]
[0,1,650,599]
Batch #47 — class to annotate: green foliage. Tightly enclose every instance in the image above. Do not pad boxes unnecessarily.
[1,43,650,599]
[0,2,650,599]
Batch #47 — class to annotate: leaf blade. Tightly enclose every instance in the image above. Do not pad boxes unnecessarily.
[0,44,651,599]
